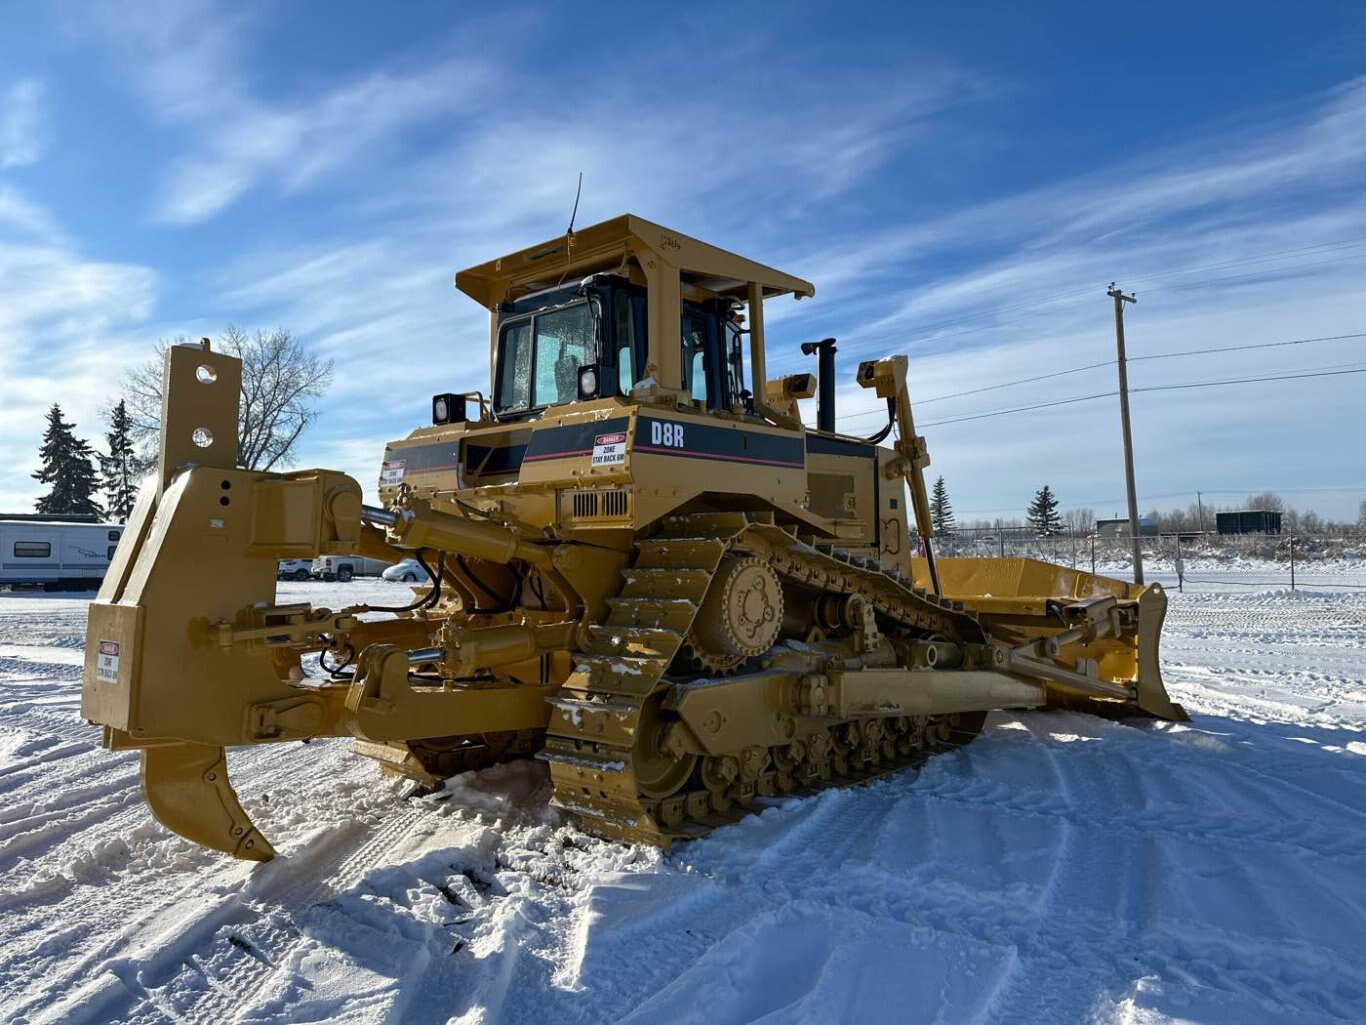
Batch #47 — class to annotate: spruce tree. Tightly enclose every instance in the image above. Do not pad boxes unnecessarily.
[100,400,145,522]
[930,475,956,535]
[1027,484,1062,537]
[32,404,103,518]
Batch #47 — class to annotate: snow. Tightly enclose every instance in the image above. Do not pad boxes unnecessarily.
[1,579,1364,1023]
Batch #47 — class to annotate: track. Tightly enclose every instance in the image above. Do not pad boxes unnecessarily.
[542,512,984,845]
[1,583,1363,1023]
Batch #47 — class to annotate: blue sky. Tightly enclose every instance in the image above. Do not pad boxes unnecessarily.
[2,1,1365,522]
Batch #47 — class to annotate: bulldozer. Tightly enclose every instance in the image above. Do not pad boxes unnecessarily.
[81,215,1186,861]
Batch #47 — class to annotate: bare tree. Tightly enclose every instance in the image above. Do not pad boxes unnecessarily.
[1359,499,1366,530]
[1245,491,1285,513]
[123,326,334,471]
[1062,506,1095,537]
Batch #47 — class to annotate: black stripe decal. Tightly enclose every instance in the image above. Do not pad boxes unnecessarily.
[385,441,463,474]
[523,417,631,462]
[634,417,804,468]
[806,434,877,459]
[465,444,528,475]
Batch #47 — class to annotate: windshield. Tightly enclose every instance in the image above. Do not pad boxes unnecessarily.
[496,301,596,413]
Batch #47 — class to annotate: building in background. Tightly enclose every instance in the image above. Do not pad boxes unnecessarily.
[1216,510,1283,535]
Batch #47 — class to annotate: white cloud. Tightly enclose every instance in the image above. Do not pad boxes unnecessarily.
[153,61,487,223]
[795,77,1366,356]
[0,194,158,514]
[65,0,488,222]
[0,184,59,237]
[0,78,49,168]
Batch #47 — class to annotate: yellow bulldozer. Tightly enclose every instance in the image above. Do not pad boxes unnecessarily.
[81,215,1186,861]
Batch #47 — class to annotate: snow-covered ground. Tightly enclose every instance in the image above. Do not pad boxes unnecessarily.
[1,579,1364,1024]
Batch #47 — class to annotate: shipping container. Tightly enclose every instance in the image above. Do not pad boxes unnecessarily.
[1215,510,1282,535]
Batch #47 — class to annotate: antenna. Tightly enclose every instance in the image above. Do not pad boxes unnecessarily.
[566,172,583,235]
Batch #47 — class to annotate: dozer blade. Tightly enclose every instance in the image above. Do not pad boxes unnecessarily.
[142,743,276,861]
[1134,582,1188,721]
[926,556,1188,723]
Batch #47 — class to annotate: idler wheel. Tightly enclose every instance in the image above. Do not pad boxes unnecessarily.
[632,692,698,800]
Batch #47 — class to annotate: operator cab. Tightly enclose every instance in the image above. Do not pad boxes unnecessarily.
[491,275,747,421]
[455,215,815,427]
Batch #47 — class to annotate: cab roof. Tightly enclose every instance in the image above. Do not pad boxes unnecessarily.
[455,214,815,308]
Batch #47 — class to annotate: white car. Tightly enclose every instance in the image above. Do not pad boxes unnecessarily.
[277,558,312,581]
[382,557,430,583]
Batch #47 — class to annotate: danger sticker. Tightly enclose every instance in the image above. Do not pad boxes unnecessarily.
[591,432,627,467]
[380,460,406,486]
[96,640,120,684]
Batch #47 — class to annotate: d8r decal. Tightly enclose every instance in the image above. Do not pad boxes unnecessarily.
[650,421,685,448]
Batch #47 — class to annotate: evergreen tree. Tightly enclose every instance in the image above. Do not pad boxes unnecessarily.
[100,400,146,522]
[1027,484,1062,537]
[930,475,956,535]
[32,404,103,518]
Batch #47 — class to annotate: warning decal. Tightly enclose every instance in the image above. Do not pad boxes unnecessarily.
[96,640,120,684]
[380,460,406,486]
[591,432,627,467]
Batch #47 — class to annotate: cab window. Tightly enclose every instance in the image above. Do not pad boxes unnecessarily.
[682,312,712,405]
[497,322,533,411]
[495,302,595,413]
[532,304,594,407]
[614,291,637,394]
[723,319,746,406]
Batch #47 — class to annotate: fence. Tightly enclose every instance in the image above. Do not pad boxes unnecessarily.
[932,530,1366,592]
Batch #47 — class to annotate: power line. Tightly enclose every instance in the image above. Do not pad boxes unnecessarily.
[1128,331,1366,363]
[1132,363,1366,395]
[915,362,1366,430]
[838,359,1118,423]
[835,330,1366,425]
[922,391,1116,428]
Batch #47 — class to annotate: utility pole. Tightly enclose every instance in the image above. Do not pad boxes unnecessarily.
[1108,283,1143,584]
[1196,491,1206,533]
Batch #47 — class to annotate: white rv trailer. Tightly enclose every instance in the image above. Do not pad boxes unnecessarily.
[0,517,124,590]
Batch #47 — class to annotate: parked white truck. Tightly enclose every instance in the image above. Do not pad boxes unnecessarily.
[310,554,391,582]
[0,517,124,590]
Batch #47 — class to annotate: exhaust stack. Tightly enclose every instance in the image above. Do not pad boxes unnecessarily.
[801,337,838,433]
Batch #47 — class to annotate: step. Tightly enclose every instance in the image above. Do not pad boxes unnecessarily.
[632,541,726,571]
[605,595,698,631]
[620,566,715,597]
[584,623,683,658]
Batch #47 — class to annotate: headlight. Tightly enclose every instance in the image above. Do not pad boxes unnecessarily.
[577,364,599,400]
[432,392,466,424]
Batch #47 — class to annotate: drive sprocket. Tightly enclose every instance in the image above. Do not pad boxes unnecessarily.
[682,555,783,674]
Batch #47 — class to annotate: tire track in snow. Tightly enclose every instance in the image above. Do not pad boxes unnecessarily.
[4,585,1366,1023]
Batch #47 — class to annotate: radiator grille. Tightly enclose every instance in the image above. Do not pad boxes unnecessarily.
[567,489,631,522]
